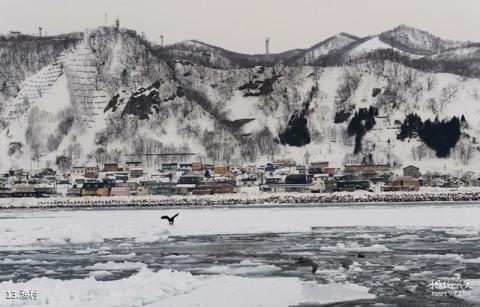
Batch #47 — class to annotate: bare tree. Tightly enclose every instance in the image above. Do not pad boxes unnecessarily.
[425,74,437,91]
[439,84,458,111]
[426,98,438,114]
[472,88,480,102]
[31,142,42,163]
[335,69,360,112]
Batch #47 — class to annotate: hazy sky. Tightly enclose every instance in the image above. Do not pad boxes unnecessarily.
[1,0,479,53]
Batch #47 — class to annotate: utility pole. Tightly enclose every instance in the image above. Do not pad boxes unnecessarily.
[390,37,394,62]
[115,17,120,31]
[38,27,42,37]
[105,13,107,27]
[265,37,270,65]
[114,17,120,39]
[160,35,164,47]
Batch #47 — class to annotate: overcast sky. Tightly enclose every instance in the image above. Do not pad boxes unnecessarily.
[1,0,479,53]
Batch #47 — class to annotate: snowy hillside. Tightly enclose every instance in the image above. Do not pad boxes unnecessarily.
[1,25,480,174]
[379,25,468,56]
[287,33,358,65]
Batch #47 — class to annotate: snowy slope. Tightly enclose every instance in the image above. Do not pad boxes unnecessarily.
[379,24,468,56]
[346,36,423,59]
[288,33,358,65]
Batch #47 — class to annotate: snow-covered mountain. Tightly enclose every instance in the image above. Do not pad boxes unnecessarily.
[378,25,469,56]
[1,25,480,174]
[160,39,304,69]
[285,33,359,65]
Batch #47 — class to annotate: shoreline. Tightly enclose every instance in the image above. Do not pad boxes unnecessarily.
[2,190,480,210]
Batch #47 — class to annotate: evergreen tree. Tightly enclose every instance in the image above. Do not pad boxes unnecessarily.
[398,113,461,158]
[279,112,311,147]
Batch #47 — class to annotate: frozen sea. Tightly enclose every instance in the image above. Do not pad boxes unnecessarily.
[1,203,480,306]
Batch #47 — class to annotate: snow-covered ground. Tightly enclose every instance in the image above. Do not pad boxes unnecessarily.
[1,205,480,306]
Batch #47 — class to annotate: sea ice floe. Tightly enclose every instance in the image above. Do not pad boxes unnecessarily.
[200,260,281,276]
[0,267,203,307]
[0,268,375,307]
[84,261,147,271]
[320,242,391,252]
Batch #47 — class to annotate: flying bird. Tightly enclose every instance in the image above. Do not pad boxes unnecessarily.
[161,213,179,225]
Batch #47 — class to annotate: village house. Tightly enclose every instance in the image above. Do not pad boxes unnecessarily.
[137,180,177,196]
[81,182,109,197]
[34,185,56,195]
[124,181,139,195]
[264,162,275,173]
[212,183,235,194]
[381,176,420,192]
[13,185,36,197]
[114,174,129,183]
[192,162,204,171]
[285,174,311,185]
[150,182,177,195]
[125,161,142,170]
[213,177,236,188]
[220,170,236,179]
[190,184,211,195]
[104,163,120,172]
[176,183,197,195]
[74,178,85,186]
[308,162,329,174]
[66,187,82,197]
[85,166,99,178]
[136,185,149,196]
[310,175,327,193]
[129,167,144,178]
[403,165,421,178]
[323,167,337,176]
[109,186,130,196]
[0,187,13,198]
[241,165,258,173]
[213,165,229,175]
[238,175,259,187]
[179,163,193,171]
[179,173,204,185]
[161,163,178,171]
[264,177,284,184]
[344,164,389,174]
[260,183,312,193]
[323,176,338,193]
[193,181,235,195]
[71,166,87,177]
[296,165,306,174]
[260,174,313,193]
[336,179,370,192]
[38,168,56,177]
[273,159,296,168]
[102,177,117,189]
[10,183,55,197]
